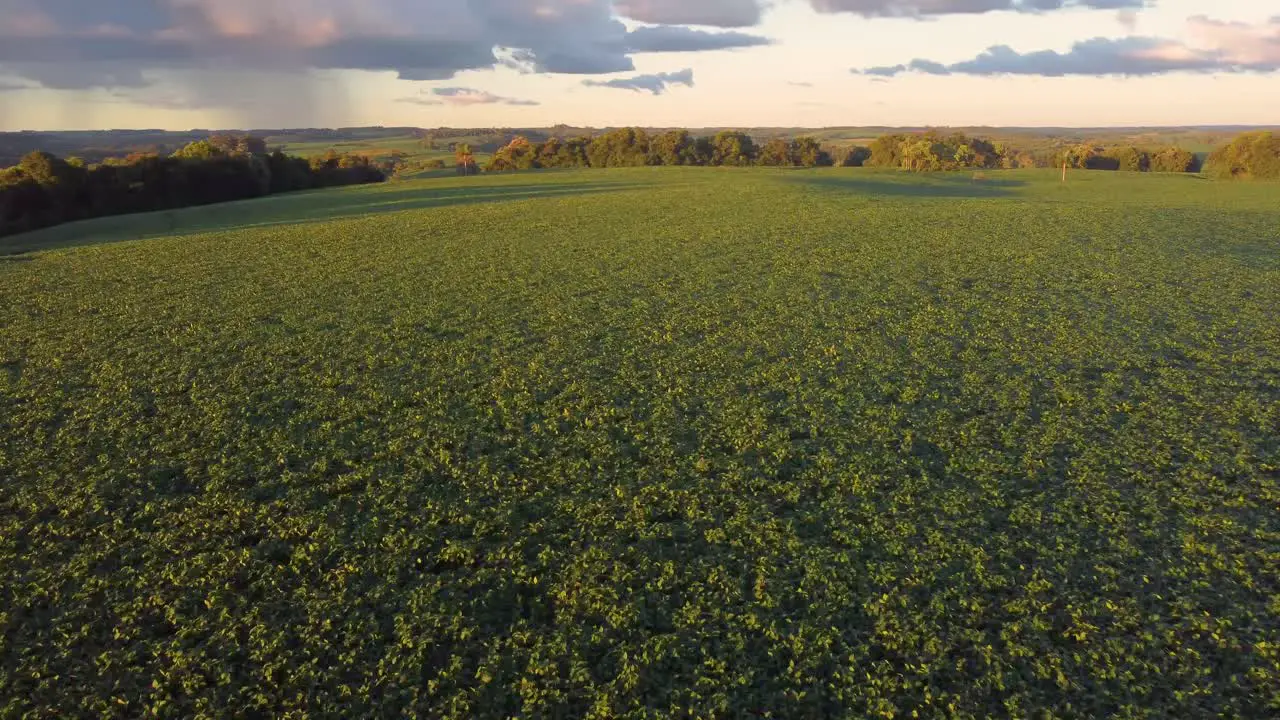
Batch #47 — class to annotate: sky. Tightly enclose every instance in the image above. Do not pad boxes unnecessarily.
[0,0,1276,131]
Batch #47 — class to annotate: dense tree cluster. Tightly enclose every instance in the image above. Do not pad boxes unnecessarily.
[479,128,1215,176]
[481,128,1206,175]
[1051,144,1201,173]
[831,146,873,168]
[863,132,1003,171]
[1204,131,1280,180]
[484,128,833,171]
[433,129,1268,180]
[0,137,384,238]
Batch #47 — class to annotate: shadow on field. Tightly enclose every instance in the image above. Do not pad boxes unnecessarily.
[1,180,648,256]
[787,173,1026,199]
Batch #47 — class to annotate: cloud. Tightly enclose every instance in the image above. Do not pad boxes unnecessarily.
[615,0,1140,24]
[1116,9,1138,32]
[858,16,1280,77]
[583,68,694,94]
[1186,15,1280,66]
[0,0,764,98]
[625,26,771,53]
[810,0,1144,17]
[0,0,1162,119]
[428,87,540,106]
[614,0,765,27]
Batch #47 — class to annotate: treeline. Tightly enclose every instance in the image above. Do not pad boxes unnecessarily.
[0,135,385,238]
[485,129,836,171]
[860,133,1201,173]
[477,128,1207,175]
[1047,144,1201,173]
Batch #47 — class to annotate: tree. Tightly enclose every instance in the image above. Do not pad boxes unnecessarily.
[648,130,695,166]
[1,143,385,239]
[790,137,830,167]
[172,140,224,161]
[687,136,715,166]
[836,146,871,167]
[208,134,267,156]
[487,136,536,171]
[1057,144,1099,170]
[757,137,793,167]
[0,169,50,234]
[15,151,87,221]
[1205,131,1280,180]
[587,128,650,168]
[1150,147,1200,173]
[550,137,591,168]
[711,131,756,167]
[866,135,906,168]
[1104,146,1150,172]
[899,137,944,172]
[455,143,478,175]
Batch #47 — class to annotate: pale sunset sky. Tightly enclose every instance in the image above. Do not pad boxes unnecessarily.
[0,0,1276,131]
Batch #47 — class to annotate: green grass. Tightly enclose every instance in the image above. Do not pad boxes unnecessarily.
[1,168,1278,718]
[277,133,492,168]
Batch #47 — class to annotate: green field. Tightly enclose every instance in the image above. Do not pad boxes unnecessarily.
[275,133,490,172]
[1,168,1278,718]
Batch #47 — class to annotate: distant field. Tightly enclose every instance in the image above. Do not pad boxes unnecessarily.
[2,168,1277,717]
[277,135,435,159]
[275,135,492,179]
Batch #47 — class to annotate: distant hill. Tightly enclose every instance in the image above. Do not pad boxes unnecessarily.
[4,125,1277,167]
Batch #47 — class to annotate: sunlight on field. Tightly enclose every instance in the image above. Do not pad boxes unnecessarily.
[1,167,1278,717]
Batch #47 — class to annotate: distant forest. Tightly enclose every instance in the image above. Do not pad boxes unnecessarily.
[0,136,386,239]
[2,125,1272,168]
[477,128,1206,174]
[3,126,1277,240]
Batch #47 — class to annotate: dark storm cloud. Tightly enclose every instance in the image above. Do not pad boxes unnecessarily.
[0,0,773,97]
[583,68,695,94]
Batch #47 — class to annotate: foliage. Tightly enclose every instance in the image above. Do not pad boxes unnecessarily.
[1102,146,1151,172]
[455,143,480,176]
[646,130,710,167]
[0,139,385,238]
[757,137,793,167]
[463,128,831,172]
[757,137,831,167]
[709,131,756,167]
[486,137,538,172]
[1205,131,1280,180]
[1149,147,1201,174]
[1,168,1277,718]
[833,145,872,167]
[589,128,654,168]
[865,132,1001,171]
